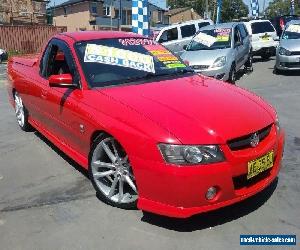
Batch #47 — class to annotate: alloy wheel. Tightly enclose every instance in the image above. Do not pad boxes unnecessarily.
[14,92,25,127]
[90,137,138,204]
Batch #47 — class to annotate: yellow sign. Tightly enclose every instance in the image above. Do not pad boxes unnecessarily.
[84,44,155,73]
[247,151,274,179]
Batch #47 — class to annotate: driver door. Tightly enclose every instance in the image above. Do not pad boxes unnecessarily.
[38,39,88,156]
[234,26,244,69]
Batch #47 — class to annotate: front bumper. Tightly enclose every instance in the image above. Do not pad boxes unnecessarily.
[252,41,278,56]
[134,126,285,218]
[276,53,300,71]
[193,65,230,81]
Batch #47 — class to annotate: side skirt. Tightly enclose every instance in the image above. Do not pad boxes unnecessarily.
[28,117,89,169]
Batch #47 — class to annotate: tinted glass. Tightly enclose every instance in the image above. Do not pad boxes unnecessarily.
[159,28,178,42]
[251,21,275,34]
[75,38,190,88]
[180,24,196,38]
[282,24,300,39]
[187,28,232,51]
[238,24,248,39]
[198,22,210,29]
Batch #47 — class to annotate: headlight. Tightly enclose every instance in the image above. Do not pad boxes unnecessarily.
[158,144,225,165]
[211,56,226,68]
[278,47,291,56]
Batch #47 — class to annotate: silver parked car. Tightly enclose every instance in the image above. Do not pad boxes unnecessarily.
[181,22,253,84]
[274,20,300,73]
[155,19,213,56]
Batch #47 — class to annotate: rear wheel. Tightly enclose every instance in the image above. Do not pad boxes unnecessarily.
[89,135,138,209]
[14,92,32,131]
[245,55,253,73]
[228,64,236,84]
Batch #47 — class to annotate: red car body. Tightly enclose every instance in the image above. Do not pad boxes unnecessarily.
[7,31,285,218]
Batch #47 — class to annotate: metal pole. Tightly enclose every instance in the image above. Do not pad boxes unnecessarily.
[119,0,122,31]
[205,0,208,19]
[290,0,295,15]
[216,0,222,24]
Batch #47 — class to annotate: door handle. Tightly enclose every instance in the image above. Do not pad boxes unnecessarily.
[41,90,48,99]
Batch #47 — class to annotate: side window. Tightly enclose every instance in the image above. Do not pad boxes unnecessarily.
[238,24,247,40]
[40,44,52,77]
[158,28,178,43]
[234,27,242,45]
[180,24,196,38]
[40,39,78,82]
[198,22,210,30]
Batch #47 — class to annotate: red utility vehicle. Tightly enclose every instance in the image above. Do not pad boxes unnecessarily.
[7,31,285,218]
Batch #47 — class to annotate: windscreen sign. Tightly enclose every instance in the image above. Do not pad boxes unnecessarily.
[84,44,155,73]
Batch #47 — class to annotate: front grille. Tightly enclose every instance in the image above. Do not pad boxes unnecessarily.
[191,65,209,70]
[290,51,300,55]
[282,62,300,68]
[233,168,271,190]
[228,124,272,151]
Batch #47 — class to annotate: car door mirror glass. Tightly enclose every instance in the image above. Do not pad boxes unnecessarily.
[49,74,75,88]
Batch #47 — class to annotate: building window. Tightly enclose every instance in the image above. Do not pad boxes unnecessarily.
[158,11,163,23]
[103,6,111,16]
[90,3,97,15]
[63,7,67,16]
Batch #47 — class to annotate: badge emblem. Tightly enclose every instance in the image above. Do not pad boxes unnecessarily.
[250,133,259,148]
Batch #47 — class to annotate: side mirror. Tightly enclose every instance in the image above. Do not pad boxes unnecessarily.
[183,45,187,50]
[49,74,75,88]
[235,41,242,48]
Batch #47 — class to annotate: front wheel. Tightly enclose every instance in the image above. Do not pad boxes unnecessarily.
[89,135,138,209]
[14,92,32,131]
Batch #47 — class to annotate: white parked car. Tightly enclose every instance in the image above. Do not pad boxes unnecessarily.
[0,48,8,63]
[155,19,213,56]
[244,19,279,60]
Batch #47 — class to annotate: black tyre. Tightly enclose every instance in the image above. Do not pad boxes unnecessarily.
[89,134,138,209]
[273,66,282,75]
[228,64,236,84]
[245,55,253,73]
[14,92,33,132]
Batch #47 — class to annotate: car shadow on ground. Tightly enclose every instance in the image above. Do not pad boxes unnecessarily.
[141,178,278,232]
[253,57,275,63]
[34,131,90,179]
[271,70,300,77]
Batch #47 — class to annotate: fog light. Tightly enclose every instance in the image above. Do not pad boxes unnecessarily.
[206,186,217,200]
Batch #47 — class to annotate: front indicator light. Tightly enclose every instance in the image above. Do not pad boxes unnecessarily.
[206,186,217,200]
[158,144,225,165]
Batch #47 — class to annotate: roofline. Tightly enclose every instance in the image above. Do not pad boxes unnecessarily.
[166,7,191,16]
[50,0,103,10]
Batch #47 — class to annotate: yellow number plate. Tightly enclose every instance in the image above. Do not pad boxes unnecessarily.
[261,36,271,41]
[247,151,274,179]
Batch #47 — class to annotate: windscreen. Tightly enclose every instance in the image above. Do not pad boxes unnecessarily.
[282,24,300,39]
[75,38,190,88]
[186,28,232,51]
[251,21,275,34]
